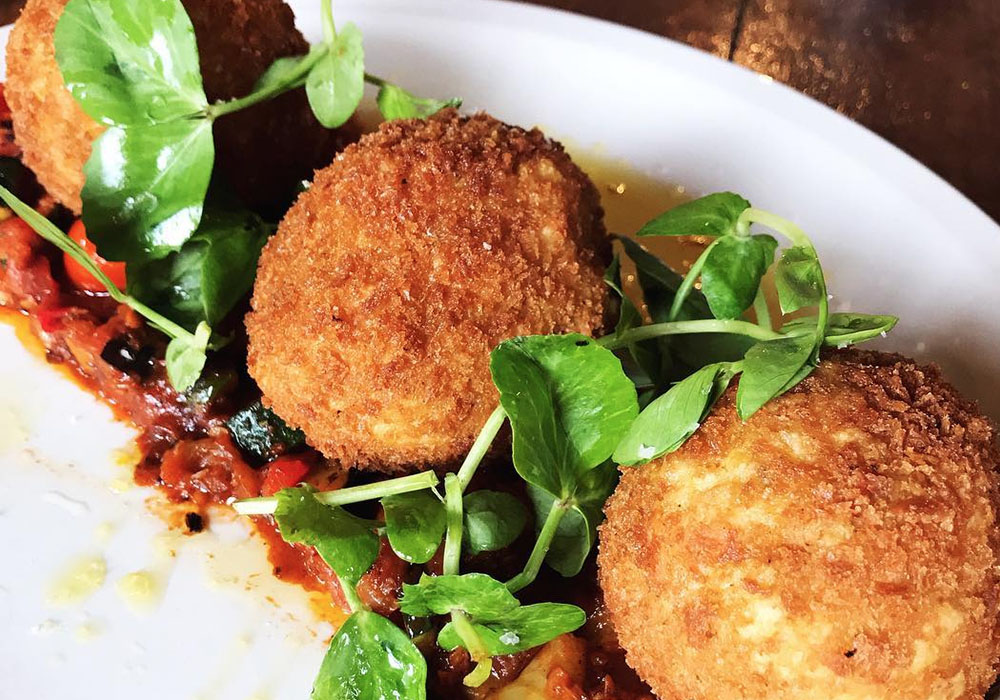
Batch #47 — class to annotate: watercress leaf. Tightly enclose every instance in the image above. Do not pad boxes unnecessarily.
[399,573,519,620]
[437,603,586,655]
[463,490,527,555]
[225,401,305,465]
[83,119,214,262]
[54,0,208,125]
[127,207,271,330]
[637,192,750,238]
[274,486,379,585]
[700,234,778,319]
[306,23,364,128]
[376,83,461,121]
[164,320,211,391]
[784,312,898,347]
[736,334,815,420]
[614,362,736,466]
[527,460,618,577]
[252,46,325,93]
[382,491,446,564]
[774,245,824,314]
[489,334,638,498]
[311,610,426,700]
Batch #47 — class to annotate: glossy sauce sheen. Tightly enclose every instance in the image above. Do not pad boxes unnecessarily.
[0,142,671,699]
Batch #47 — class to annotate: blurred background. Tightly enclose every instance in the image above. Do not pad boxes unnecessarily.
[0,0,995,221]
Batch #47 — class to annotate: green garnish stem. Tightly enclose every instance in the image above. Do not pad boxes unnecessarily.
[456,406,506,491]
[505,499,569,593]
[336,573,364,614]
[740,207,829,343]
[204,50,323,120]
[667,238,718,322]
[442,474,464,576]
[0,184,196,344]
[597,318,781,350]
[232,470,439,515]
[450,610,492,687]
[320,0,337,42]
[752,287,772,330]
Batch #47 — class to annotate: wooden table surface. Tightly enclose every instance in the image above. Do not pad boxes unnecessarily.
[0,0,995,222]
[520,0,999,223]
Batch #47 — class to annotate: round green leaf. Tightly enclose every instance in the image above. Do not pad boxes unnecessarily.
[489,334,638,499]
[311,610,426,700]
[382,490,446,564]
[637,192,750,238]
[437,603,586,655]
[55,0,208,125]
[306,23,364,128]
[700,234,778,319]
[274,486,379,586]
[614,362,737,466]
[82,119,214,262]
[736,334,815,421]
[463,490,527,555]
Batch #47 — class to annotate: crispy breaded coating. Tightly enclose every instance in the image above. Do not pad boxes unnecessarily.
[5,0,348,214]
[247,110,610,472]
[599,350,1000,700]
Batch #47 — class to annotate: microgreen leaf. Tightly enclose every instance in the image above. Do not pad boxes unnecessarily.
[306,23,364,128]
[225,401,305,465]
[614,362,738,466]
[637,192,750,238]
[82,119,214,262]
[463,490,527,555]
[437,604,586,655]
[375,83,461,121]
[164,320,211,391]
[273,486,379,586]
[700,234,778,319]
[736,334,815,420]
[774,245,824,314]
[382,491,446,564]
[54,0,208,125]
[526,460,618,577]
[127,207,270,330]
[489,335,638,499]
[783,312,898,347]
[399,573,520,619]
[311,610,426,700]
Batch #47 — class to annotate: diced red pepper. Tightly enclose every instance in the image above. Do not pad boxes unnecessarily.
[63,219,127,293]
[260,455,312,496]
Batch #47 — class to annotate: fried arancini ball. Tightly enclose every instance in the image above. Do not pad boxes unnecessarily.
[599,350,1000,700]
[246,110,610,472]
[5,0,349,213]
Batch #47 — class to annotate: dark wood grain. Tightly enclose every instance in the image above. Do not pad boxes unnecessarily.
[0,0,995,220]
[517,0,1000,223]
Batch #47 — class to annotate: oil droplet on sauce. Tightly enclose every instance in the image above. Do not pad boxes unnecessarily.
[45,555,107,607]
[115,570,163,614]
[75,618,103,642]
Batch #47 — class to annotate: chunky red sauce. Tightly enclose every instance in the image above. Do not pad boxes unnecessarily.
[0,85,651,699]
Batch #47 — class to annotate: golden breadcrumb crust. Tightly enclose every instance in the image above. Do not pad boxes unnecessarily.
[247,110,611,472]
[599,350,1000,700]
[5,0,348,213]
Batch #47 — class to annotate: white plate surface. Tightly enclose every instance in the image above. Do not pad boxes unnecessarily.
[1,1,999,698]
